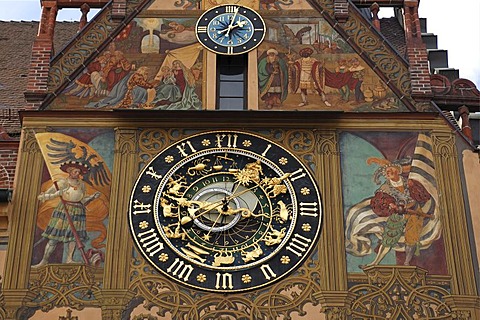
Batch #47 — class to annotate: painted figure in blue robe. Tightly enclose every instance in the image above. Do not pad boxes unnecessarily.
[258,48,289,109]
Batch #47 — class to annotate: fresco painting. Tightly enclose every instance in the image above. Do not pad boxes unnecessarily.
[143,0,309,11]
[341,132,447,275]
[52,18,203,110]
[145,0,202,11]
[260,0,312,10]
[258,17,407,111]
[205,0,259,9]
[32,130,114,267]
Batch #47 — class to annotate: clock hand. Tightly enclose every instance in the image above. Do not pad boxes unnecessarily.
[235,20,247,28]
[217,20,247,34]
[180,199,225,226]
[204,208,224,239]
[182,183,258,225]
[225,6,239,37]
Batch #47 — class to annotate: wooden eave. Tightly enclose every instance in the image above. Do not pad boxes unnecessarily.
[20,109,445,129]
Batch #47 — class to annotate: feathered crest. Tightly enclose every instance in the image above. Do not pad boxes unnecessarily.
[46,138,110,186]
[367,156,412,185]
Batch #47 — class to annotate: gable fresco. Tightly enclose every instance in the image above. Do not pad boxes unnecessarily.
[50,18,203,111]
[205,0,259,9]
[257,17,407,111]
[259,0,312,10]
[32,130,113,267]
[45,0,408,112]
[145,0,202,10]
[143,0,311,11]
[341,132,447,275]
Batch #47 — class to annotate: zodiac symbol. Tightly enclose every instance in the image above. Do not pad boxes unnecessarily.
[163,223,186,240]
[241,243,263,262]
[272,200,292,223]
[187,158,211,176]
[166,175,187,196]
[212,250,235,266]
[263,226,286,246]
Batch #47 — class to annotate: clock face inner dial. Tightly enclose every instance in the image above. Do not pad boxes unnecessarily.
[195,5,266,55]
[129,131,322,292]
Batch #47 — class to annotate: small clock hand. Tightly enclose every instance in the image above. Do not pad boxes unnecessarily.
[217,28,229,35]
[217,20,246,38]
[225,6,239,37]
[235,20,247,28]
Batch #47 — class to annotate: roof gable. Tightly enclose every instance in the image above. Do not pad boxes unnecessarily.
[41,0,428,112]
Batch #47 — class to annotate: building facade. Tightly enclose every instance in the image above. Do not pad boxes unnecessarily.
[1,0,480,319]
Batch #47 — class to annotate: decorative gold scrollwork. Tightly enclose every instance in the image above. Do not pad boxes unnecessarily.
[349,266,454,319]
[27,266,102,312]
[129,242,323,319]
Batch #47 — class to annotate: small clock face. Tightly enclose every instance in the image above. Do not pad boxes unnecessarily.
[129,131,322,292]
[196,5,266,55]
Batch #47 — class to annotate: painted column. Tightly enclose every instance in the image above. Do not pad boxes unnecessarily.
[98,128,138,319]
[2,128,46,319]
[312,130,352,319]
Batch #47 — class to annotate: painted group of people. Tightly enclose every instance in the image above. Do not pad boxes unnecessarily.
[258,46,366,109]
[64,44,132,99]
[86,59,201,110]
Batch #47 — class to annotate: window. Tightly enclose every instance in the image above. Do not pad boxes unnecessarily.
[217,54,247,110]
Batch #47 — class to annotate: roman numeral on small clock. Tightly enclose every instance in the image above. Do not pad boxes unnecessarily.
[225,6,237,13]
[197,26,207,33]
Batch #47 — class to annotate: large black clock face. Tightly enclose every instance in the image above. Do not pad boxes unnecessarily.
[195,5,266,55]
[129,131,322,292]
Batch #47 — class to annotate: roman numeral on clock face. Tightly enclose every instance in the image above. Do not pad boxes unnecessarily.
[197,26,207,33]
[132,199,152,215]
[289,168,306,181]
[216,272,234,289]
[286,233,312,257]
[225,6,237,13]
[176,140,197,157]
[137,228,164,257]
[216,133,238,148]
[167,258,194,281]
[260,264,277,280]
[299,202,319,217]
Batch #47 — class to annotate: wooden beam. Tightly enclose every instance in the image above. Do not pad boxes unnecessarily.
[54,0,108,9]
[351,0,404,7]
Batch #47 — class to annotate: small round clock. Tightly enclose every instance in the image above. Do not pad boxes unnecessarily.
[195,5,266,55]
[128,131,322,292]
